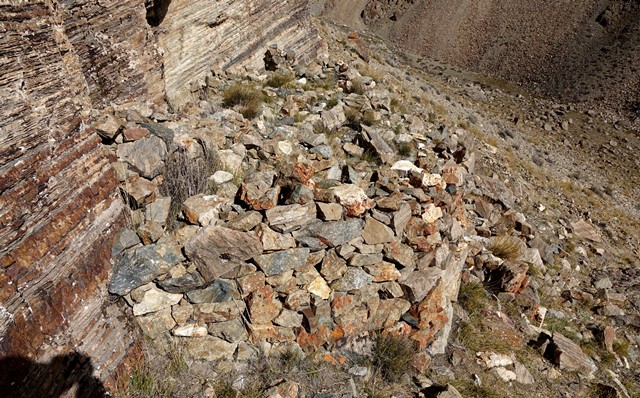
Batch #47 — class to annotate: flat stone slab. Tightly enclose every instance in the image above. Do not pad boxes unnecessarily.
[254,248,311,276]
[185,226,262,282]
[294,219,364,247]
[109,243,185,296]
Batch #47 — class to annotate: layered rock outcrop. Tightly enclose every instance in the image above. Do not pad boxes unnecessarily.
[0,0,321,395]
[0,1,163,394]
[158,0,324,108]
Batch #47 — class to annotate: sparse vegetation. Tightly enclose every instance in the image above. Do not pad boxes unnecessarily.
[371,334,416,383]
[265,71,294,88]
[326,97,339,108]
[449,379,503,398]
[396,140,417,158]
[359,64,385,83]
[168,341,187,375]
[160,143,218,229]
[360,149,380,164]
[210,350,349,397]
[344,106,361,129]
[348,78,366,95]
[489,235,524,261]
[117,365,176,398]
[222,83,264,118]
[589,383,619,398]
[458,282,490,314]
[361,110,377,126]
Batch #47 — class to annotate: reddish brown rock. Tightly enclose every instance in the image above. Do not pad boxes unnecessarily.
[248,285,282,325]
[121,175,158,207]
[239,171,280,210]
[330,184,374,217]
[490,262,530,294]
[0,0,158,384]
[122,126,150,142]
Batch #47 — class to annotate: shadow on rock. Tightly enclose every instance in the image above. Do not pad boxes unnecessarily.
[0,351,107,397]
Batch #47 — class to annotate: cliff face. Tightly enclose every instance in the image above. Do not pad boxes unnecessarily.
[0,0,320,394]
[159,0,324,108]
[322,0,640,114]
[0,1,162,393]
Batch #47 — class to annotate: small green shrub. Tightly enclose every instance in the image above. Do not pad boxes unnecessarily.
[458,282,489,314]
[326,98,339,109]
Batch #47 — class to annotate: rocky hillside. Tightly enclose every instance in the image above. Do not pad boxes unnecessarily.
[321,0,640,118]
[1,1,639,397]
[102,21,639,398]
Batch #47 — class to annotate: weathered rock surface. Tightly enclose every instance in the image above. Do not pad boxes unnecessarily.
[0,0,164,392]
[159,0,323,108]
[254,248,311,277]
[544,332,598,377]
[185,226,262,281]
[109,243,185,295]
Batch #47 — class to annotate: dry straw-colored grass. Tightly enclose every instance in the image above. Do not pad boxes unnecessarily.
[489,235,525,261]
[222,83,264,119]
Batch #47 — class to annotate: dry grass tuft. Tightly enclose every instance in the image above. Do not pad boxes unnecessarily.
[348,78,367,95]
[371,334,416,383]
[116,364,176,398]
[265,72,294,88]
[160,143,218,229]
[326,98,339,109]
[222,83,264,119]
[359,64,385,83]
[489,235,525,261]
[396,141,417,158]
[458,282,489,314]
[210,350,349,397]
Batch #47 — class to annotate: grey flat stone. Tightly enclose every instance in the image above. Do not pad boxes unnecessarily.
[109,243,185,296]
[254,248,311,276]
[186,279,235,303]
[293,219,364,247]
[185,226,262,281]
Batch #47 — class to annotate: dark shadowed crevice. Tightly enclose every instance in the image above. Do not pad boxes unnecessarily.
[145,0,171,27]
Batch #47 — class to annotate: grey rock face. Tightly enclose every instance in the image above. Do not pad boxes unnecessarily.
[185,226,263,281]
[331,267,374,291]
[158,271,206,294]
[186,279,235,303]
[254,248,311,276]
[294,219,364,247]
[117,135,168,179]
[109,243,185,295]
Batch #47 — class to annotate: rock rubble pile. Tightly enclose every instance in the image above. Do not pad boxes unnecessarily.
[99,43,627,395]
